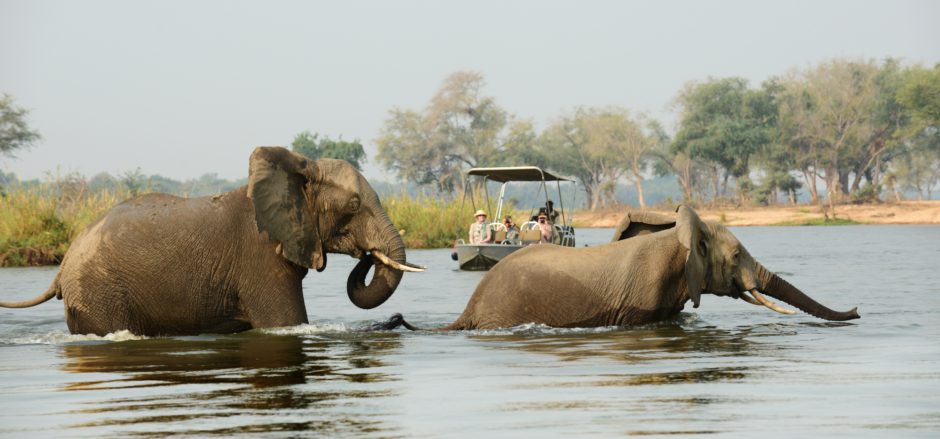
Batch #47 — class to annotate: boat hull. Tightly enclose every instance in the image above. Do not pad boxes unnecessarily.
[456,244,522,271]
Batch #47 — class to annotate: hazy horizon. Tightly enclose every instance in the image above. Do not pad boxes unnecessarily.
[2,0,938,182]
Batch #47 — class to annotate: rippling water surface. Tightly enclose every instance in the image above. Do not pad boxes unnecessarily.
[1,226,939,437]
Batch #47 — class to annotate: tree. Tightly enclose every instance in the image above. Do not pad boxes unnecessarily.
[774,59,921,206]
[671,77,775,204]
[897,63,940,127]
[778,60,881,208]
[892,128,940,200]
[376,71,529,193]
[653,143,696,203]
[119,168,146,197]
[587,109,660,208]
[538,108,618,210]
[0,94,41,159]
[291,131,366,171]
[537,107,660,209]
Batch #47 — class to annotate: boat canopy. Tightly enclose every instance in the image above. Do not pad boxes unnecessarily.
[465,166,572,183]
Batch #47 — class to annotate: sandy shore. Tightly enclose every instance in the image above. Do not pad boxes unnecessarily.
[570,200,940,227]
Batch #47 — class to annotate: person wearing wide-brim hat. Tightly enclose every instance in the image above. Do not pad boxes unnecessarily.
[469,209,492,244]
[537,212,553,243]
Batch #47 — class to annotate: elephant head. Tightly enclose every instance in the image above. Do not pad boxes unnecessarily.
[673,205,859,321]
[247,146,423,310]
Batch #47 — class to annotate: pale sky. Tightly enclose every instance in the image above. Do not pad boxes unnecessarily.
[2,0,938,182]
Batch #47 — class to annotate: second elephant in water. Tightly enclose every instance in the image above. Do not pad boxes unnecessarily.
[384,205,858,330]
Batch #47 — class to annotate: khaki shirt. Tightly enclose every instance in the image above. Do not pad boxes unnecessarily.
[469,222,490,244]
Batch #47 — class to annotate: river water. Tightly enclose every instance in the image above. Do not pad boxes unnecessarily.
[1,226,938,438]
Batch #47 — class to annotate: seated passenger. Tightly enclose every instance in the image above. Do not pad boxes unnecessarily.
[468,210,492,244]
[503,216,520,243]
[537,213,553,243]
[545,200,560,223]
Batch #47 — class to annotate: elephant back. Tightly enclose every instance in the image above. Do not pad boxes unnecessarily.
[611,211,677,242]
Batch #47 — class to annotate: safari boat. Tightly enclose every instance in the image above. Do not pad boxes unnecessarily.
[453,166,576,271]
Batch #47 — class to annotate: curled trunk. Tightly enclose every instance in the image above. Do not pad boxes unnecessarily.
[346,222,406,309]
[756,263,859,321]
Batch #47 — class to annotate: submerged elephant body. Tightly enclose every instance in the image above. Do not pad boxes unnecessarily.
[385,205,858,331]
[2,147,421,336]
[447,235,689,329]
[58,188,304,335]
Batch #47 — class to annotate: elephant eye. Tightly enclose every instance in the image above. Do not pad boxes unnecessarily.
[698,238,708,257]
[347,196,361,213]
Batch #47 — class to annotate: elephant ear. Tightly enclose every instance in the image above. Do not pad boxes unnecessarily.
[676,205,708,308]
[247,146,325,270]
[611,211,677,242]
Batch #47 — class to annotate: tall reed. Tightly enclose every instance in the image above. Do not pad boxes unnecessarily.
[382,193,519,249]
[0,186,126,266]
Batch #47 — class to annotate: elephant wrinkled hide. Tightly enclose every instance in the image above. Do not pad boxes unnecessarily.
[384,205,859,331]
[0,147,415,336]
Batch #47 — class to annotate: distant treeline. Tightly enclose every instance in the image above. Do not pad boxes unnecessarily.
[0,168,680,209]
[375,60,940,209]
[3,58,938,210]
[0,169,248,199]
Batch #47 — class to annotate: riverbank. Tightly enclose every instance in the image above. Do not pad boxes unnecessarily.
[4,186,938,267]
[570,200,940,227]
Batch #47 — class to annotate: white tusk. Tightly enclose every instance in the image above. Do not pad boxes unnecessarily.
[750,289,796,315]
[372,250,426,272]
[405,262,428,271]
[739,291,762,306]
[275,243,283,256]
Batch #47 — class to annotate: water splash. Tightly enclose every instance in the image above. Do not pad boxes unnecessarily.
[1,329,147,345]
[260,322,353,335]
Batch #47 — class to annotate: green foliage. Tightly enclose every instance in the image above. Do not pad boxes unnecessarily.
[897,64,940,126]
[753,171,802,205]
[774,59,910,202]
[119,167,146,197]
[291,131,366,171]
[774,217,861,226]
[381,193,518,249]
[668,77,777,204]
[0,184,126,266]
[896,129,940,199]
[851,183,882,203]
[376,71,537,193]
[0,94,41,159]
[537,107,660,209]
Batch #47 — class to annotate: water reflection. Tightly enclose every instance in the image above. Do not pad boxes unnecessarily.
[58,332,403,436]
[474,319,781,391]
[481,321,761,360]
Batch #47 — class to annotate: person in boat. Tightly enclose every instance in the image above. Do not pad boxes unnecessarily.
[469,209,492,244]
[537,212,553,243]
[545,200,559,223]
[503,216,520,244]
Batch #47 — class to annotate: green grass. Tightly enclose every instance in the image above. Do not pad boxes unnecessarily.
[0,186,126,266]
[773,217,862,226]
[382,193,519,248]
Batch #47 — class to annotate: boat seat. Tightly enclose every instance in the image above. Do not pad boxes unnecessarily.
[493,230,507,243]
[520,229,541,243]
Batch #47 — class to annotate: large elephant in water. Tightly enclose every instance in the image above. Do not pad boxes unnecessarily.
[382,206,857,330]
[0,147,423,336]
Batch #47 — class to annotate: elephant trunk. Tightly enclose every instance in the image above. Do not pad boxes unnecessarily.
[346,220,406,310]
[755,263,859,321]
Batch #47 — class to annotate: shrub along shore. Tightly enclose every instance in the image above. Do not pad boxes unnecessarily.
[2,186,938,267]
[571,201,940,228]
